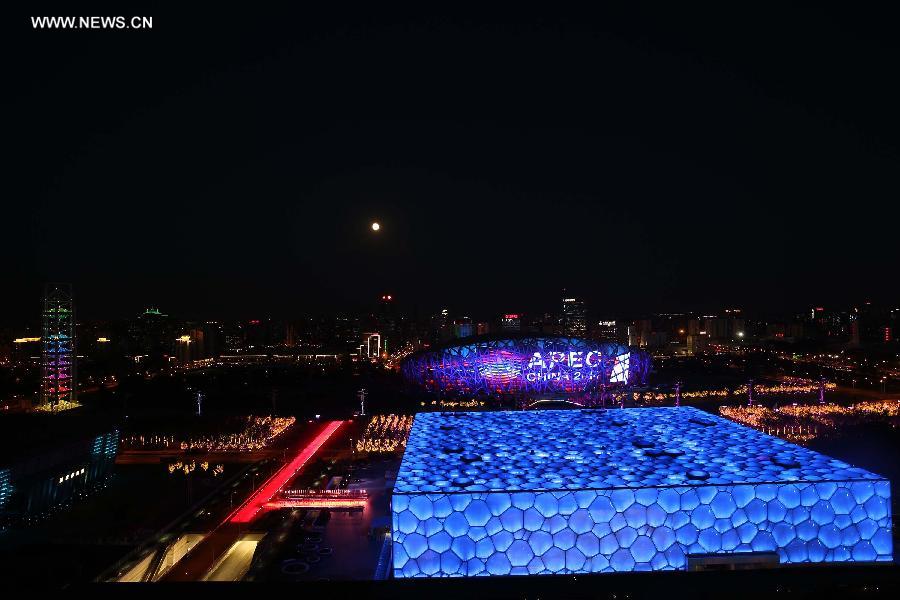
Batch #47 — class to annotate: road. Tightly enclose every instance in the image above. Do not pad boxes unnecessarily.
[231,420,345,523]
[160,420,345,581]
[202,534,265,582]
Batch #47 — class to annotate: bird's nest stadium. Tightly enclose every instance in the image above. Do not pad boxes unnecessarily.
[400,334,651,398]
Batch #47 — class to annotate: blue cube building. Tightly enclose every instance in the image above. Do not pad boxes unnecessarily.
[391,407,893,577]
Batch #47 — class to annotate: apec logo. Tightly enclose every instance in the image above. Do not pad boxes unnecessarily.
[524,350,629,383]
[526,350,602,370]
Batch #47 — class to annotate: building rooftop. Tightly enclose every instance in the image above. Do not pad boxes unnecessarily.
[394,407,884,494]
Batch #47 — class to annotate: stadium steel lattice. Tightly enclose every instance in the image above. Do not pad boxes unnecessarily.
[400,335,651,397]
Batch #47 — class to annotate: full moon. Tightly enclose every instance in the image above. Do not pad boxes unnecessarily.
[371,222,380,231]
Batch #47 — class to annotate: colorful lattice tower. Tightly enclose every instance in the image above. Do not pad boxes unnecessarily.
[40,283,76,409]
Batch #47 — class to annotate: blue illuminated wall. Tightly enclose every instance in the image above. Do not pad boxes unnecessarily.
[0,469,11,513]
[401,335,651,396]
[391,408,893,577]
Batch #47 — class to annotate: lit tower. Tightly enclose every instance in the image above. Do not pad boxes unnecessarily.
[358,388,367,416]
[41,283,76,409]
[561,294,587,336]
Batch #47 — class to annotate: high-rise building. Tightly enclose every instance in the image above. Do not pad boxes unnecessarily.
[595,320,617,340]
[628,319,652,347]
[500,314,521,331]
[453,317,474,338]
[561,295,587,336]
[202,321,224,357]
[359,332,382,358]
[175,334,194,365]
[431,308,450,342]
[129,307,172,358]
[41,283,76,408]
[12,336,41,364]
[686,334,709,356]
[375,294,398,350]
[223,321,246,352]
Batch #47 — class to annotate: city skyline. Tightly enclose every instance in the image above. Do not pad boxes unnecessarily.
[2,282,898,329]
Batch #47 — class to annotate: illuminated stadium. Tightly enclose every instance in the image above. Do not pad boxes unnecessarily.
[401,334,651,397]
[391,408,893,577]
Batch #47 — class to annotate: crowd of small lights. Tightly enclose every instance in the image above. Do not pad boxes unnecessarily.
[33,399,81,413]
[639,380,837,405]
[387,342,419,370]
[272,488,369,508]
[705,344,899,388]
[167,460,225,476]
[122,415,295,452]
[734,381,837,396]
[420,399,487,409]
[174,355,343,372]
[266,497,367,509]
[356,414,414,453]
[282,488,367,497]
[411,379,840,411]
[719,400,900,443]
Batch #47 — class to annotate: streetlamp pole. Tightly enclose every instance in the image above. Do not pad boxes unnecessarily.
[358,388,367,416]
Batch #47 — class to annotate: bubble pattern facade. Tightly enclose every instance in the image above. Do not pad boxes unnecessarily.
[392,408,893,577]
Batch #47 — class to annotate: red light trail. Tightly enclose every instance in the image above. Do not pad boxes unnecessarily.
[229,420,344,523]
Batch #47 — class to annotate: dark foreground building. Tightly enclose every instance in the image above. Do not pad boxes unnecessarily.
[0,414,118,525]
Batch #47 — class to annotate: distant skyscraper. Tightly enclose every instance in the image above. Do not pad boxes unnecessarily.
[628,319,652,347]
[376,294,397,349]
[360,332,382,358]
[431,308,450,342]
[129,307,171,357]
[175,334,194,365]
[561,295,587,336]
[686,334,708,356]
[453,317,474,338]
[41,283,76,408]
[596,320,617,340]
[500,314,521,331]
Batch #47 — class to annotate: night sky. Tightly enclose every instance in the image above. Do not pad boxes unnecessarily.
[4,6,900,324]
